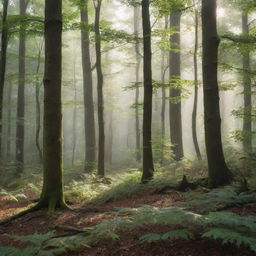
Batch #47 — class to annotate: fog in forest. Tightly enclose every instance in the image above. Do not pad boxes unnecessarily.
[1,0,256,254]
[2,0,254,180]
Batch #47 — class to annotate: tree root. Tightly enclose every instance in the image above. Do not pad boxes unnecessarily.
[0,203,41,226]
[0,201,71,226]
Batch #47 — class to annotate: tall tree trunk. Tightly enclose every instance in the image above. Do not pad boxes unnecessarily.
[134,5,141,162]
[80,0,96,172]
[38,0,67,211]
[141,0,154,182]
[6,82,12,161]
[71,53,77,167]
[169,11,184,161]
[160,50,166,164]
[160,15,168,164]
[242,13,252,153]
[108,109,113,166]
[192,9,201,160]
[16,0,28,174]
[35,43,43,163]
[0,0,9,158]
[94,0,105,176]
[201,0,232,188]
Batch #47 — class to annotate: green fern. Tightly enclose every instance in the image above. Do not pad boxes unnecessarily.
[140,229,193,243]
[0,232,66,256]
[113,206,256,253]
[131,206,201,227]
[202,228,256,253]
[8,232,55,246]
[202,212,256,232]
[0,246,64,256]
[181,186,256,213]
[0,188,27,202]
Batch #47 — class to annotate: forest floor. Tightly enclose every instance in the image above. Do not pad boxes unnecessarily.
[0,185,256,256]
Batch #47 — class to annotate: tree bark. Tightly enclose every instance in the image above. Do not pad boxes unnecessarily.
[242,13,252,153]
[192,8,201,160]
[201,0,232,188]
[94,0,105,176]
[71,53,77,167]
[0,0,9,158]
[80,0,96,172]
[35,42,43,163]
[160,15,168,164]
[38,0,67,211]
[108,109,113,166]
[6,81,12,161]
[169,11,184,161]
[141,0,154,182]
[134,5,141,162]
[16,0,28,174]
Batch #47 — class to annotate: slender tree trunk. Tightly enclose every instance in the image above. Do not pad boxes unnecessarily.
[160,15,168,164]
[201,0,232,188]
[242,13,252,153]
[108,109,113,166]
[35,43,43,163]
[6,82,12,161]
[161,51,166,164]
[38,0,67,211]
[16,0,28,174]
[71,54,77,167]
[134,5,141,162]
[0,0,9,158]
[192,9,201,160]
[80,0,96,172]
[141,0,154,182]
[94,0,105,176]
[169,11,184,161]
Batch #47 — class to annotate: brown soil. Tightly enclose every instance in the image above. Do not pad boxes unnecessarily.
[0,190,255,256]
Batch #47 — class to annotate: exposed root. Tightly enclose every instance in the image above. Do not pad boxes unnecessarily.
[0,200,71,226]
[0,203,40,226]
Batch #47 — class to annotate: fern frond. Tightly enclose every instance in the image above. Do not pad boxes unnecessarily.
[8,231,55,246]
[140,229,193,243]
[202,228,256,252]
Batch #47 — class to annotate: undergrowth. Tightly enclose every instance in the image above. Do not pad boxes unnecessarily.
[1,157,256,255]
[2,186,256,255]
[180,185,256,213]
[0,232,65,256]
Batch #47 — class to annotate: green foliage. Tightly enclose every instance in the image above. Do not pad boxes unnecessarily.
[8,232,55,246]
[0,188,27,202]
[0,232,65,256]
[52,206,256,253]
[152,0,192,16]
[202,228,256,252]
[3,180,256,254]
[96,171,142,202]
[151,136,173,163]
[140,229,193,243]
[129,207,256,253]
[65,173,112,204]
[230,130,256,143]
[100,21,135,44]
[218,81,237,91]
[228,0,256,12]
[181,186,256,213]
[5,14,44,36]
[46,234,91,252]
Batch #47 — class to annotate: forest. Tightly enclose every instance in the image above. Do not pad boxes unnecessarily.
[0,0,256,255]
